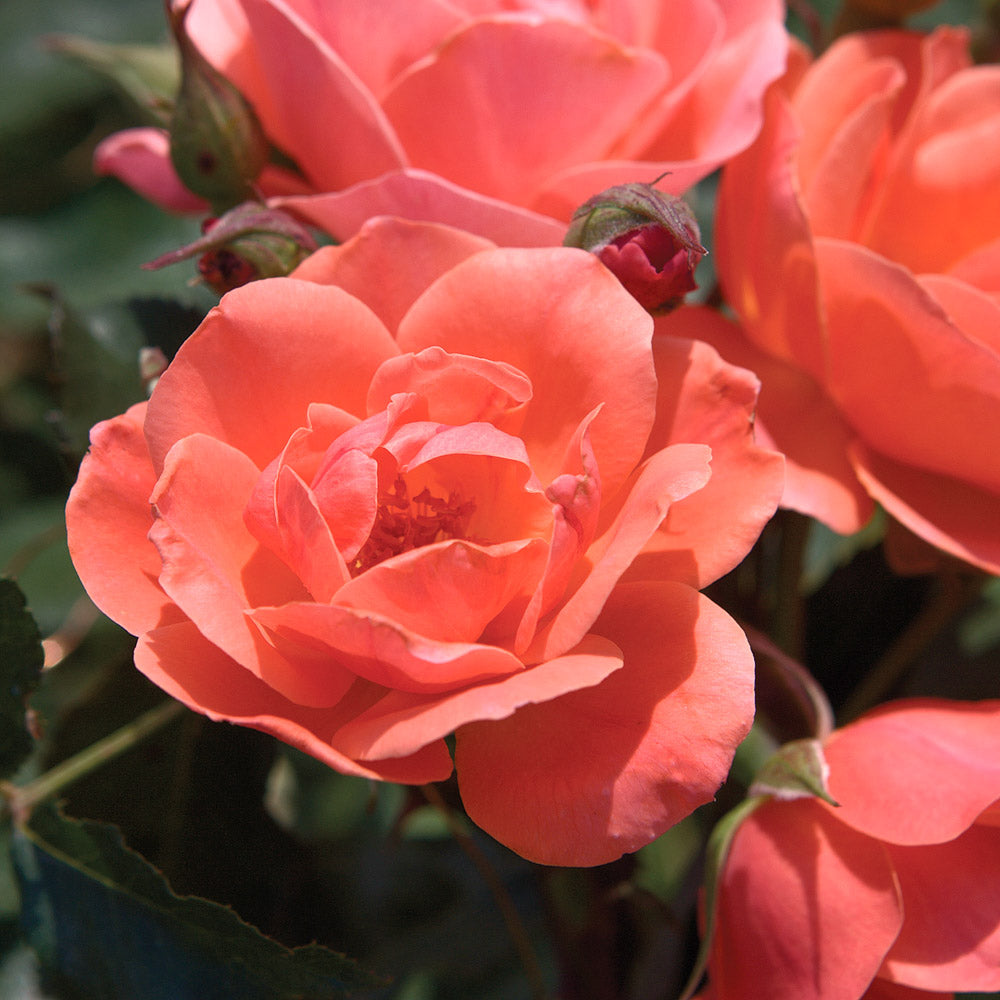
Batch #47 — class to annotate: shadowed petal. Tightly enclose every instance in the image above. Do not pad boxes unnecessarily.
[710,798,902,1000]
[136,620,452,783]
[457,581,754,866]
[333,633,624,762]
[880,824,1000,992]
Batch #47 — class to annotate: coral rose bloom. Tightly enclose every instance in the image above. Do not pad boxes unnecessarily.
[66,219,782,866]
[706,699,1000,1000]
[711,27,1000,572]
[96,0,788,243]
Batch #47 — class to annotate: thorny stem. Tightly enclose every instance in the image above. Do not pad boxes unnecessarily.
[421,782,549,1000]
[1,700,185,826]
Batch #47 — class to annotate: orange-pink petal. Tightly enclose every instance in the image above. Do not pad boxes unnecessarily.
[144,278,399,473]
[396,247,657,496]
[881,823,1000,991]
[66,403,183,636]
[275,171,566,247]
[710,798,902,1000]
[289,217,497,331]
[457,581,755,867]
[382,19,667,208]
[525,442,712,662]
[136,620,452,783]
[638,322,785,585]
[251,598,527,694]
[236,0,406,190]
[825,698,1000,846]
[332,633,624,763]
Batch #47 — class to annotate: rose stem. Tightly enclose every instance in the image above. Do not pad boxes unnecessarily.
[1,700,185,825]
[421,782,550,1000]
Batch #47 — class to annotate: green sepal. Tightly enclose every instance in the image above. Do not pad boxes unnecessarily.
[750,738,839,806]
[675,796,766,1000]
[43,35,179,126]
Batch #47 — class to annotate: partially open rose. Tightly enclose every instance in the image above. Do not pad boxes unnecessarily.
[711,28,1000,572]
[706,699,1000,1000]
[96,0,788,244]
[66,218,782,865]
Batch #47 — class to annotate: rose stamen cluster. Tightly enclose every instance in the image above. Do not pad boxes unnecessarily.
[351,475,476,575]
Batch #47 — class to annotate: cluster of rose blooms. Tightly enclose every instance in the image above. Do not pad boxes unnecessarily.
[65,1,1000,997]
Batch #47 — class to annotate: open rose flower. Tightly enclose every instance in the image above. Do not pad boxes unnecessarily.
[66,218,782,866]
[709,27,1000,572]
[96,0,788,244]
[705,698,1000,1000]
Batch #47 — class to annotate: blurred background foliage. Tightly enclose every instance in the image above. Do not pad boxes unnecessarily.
[0,0,998,998]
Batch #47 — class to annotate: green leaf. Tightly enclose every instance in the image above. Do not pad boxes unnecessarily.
[0,579,44,780]
[13,804,383,1000]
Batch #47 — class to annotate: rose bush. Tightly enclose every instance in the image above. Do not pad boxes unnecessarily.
[704,699,1000,1000]
[709,27,1000,572]
[66,218,783,866]
[96,0,788,244]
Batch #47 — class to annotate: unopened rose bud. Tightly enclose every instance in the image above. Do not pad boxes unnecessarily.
[564,182,706,312]
[167,0,268,211]
[143,201,318,294]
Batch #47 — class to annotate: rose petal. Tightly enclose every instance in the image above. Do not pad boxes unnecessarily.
[851,440,1000,577]
[289,217,497,331]
[716,89,826,379]
[333,632,624,762]
[236,0,406,190]
[334,538,548,643]
[825,698,1000,845]
[880,823,1000,991]
[66,403,183,636]
[524,442,712,662]
[382,18,667,207]
[867,62,1000,274]
[636,322,785,584]
[818,239,1000,496]
[149,434,358,708]
[144,277,399,473]
[397,247,657,496]
[251,597,528,694]
[457,581,755,866]
[367,347,532,426]
[93,129,208,213]
[275,171,566,247]
[136,620,452,783]
[710,798,902,1000]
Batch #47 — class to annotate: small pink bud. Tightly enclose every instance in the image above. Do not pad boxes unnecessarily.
[564,182,706,312]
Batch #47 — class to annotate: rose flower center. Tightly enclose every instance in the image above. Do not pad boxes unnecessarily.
[351,475,476,575]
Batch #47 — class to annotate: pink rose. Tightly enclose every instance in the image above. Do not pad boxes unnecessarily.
[66,218,783,865]
[96,0,788,244]
[705,699,1000,1000]
[709,28,1000,572]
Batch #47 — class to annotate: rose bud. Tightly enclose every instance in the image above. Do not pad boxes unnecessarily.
[166,0,268,211]
[143,201,318,294]
[564,182,706,312]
